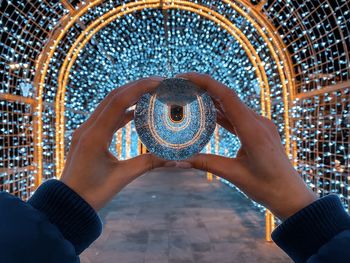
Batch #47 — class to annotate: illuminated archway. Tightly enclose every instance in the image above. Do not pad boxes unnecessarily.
[56,2,271,175]
[1,0,349,245]
[33,0,295,187]
[31,0,295,241]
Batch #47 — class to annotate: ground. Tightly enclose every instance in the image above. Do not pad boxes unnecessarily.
[80,167,291,263]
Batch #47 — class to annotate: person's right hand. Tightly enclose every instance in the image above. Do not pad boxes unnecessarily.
[176,72,317,221]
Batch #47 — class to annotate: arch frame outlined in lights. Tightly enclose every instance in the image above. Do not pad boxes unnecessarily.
[33,0,296,241]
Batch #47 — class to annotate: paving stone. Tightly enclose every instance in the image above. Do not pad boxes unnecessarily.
[80,168,291,263]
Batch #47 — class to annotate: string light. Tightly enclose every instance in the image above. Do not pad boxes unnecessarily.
[0,0,349,232]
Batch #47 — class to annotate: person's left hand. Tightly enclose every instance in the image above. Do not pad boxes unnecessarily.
[60,77,169,211]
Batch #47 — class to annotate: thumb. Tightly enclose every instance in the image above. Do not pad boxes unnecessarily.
[179,153,246,184]
[107,154,167,197]
[121,153,168,178]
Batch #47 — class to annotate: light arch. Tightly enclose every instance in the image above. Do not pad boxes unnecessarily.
[32,0,297,241]
[33,0,296,187]
[55,1,273,176]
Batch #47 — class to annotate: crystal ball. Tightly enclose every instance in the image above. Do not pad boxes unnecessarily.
[134,78,217,160]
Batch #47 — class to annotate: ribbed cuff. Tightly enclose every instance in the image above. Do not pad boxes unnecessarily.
[272,194,350,263]
[28,179,102,254]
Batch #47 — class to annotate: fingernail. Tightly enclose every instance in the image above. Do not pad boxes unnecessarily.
[175,73,188,79]
[150,76,165,81]
[164,161,177,167]
[175,161,193,169]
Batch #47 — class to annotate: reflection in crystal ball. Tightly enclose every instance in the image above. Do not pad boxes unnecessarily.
[135,78,217,160]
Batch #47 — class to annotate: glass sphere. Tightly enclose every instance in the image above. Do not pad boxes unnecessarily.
[134,78,216,160]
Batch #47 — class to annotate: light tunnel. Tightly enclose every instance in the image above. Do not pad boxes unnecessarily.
[0,0,349,242]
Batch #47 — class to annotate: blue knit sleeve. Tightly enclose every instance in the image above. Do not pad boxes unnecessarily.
[272,195,350,263]
[0,179,102,263]
[28,179,102,254]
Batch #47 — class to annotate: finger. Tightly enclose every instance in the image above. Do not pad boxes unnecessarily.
[176,72,260,145]
[163,161,178,167]
[106,110,135,148]
[106,153,167,196]
[119,153,168,179]
[163,161,193,169]
[236,147,246,158]
[64,87,128,169]
[92,77,163,140]
[212,96,225,114]
[217,110,237,135]
[65,80,158,171]
[79,81,138,131]
[213,99,238,136]
[117,110,134,132]
[179,153,248,186]
[214,95,261,123]
[215,96,258,125]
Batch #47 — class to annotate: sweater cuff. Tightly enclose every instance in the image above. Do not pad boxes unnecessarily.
[28,179,102,254]
[272,194,350,263]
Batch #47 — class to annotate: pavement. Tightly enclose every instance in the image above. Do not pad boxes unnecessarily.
[80,167,291,263]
